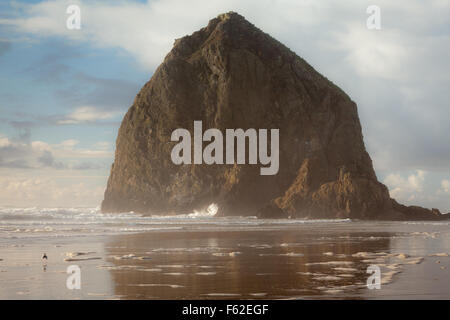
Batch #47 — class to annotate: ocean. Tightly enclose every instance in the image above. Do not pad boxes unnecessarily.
[0,207,449,299]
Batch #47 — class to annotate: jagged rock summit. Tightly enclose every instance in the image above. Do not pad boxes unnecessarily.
[102,12,444,220]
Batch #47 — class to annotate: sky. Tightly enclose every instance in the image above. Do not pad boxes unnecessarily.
[0,0,449,211]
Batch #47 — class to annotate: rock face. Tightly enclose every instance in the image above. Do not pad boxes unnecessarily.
[102,12,444,220]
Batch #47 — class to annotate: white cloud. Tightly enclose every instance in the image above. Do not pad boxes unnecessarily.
[93,141,111,150]
[441,179,450,194]
[1,0,447,76]
[0,135,13,148]
[0,176,105,207]
[0,0,239,70]
[333,24,410,80]
[33,138,112,159]
[58,106,120,124]
[384,170,426,201]
[0,133,112,170]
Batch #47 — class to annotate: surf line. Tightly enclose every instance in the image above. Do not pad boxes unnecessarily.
[170,120,279,175]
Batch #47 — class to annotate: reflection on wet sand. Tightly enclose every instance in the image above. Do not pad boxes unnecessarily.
[1,220,447,299]
[104,229,395,299]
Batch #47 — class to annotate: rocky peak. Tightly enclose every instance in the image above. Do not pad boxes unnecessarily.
[101,12,445,220]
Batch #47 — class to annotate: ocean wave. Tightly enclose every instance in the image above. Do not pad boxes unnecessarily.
[0,206,353,241]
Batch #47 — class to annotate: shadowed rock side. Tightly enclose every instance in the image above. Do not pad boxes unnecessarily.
[102,12,444,220]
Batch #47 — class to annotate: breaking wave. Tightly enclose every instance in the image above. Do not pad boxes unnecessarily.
[0,205,351,240]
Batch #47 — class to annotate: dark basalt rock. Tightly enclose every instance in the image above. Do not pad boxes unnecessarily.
[256,201,289,219]
[101,12,444,220]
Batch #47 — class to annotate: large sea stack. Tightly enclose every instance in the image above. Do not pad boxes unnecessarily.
[102,12,444,220]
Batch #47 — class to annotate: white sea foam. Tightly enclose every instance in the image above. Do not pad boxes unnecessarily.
[297,272,326,276]
[156,264,185,268]
[246,244,273,249]
[333,267,358,272]
[64,257,101,262]
[313,275,342,281]
[336,274,355,278]
[129,284,184,288]
[410,231,439,238]
[305,261,354,266]
[322,289,344,294]
[66,251,96,258]
[163,272,184,276]
[403,257,424,265]
[139,268,163,272]
[381,270,402,285]
[352,251,389,258]
[97,265,143,271]
[212,252,241,257]
[113,254,136,260]
[137,256,152,260]
[429,253,450,257]
[196,272,217,276]
[259,252,304,257]
[0,206,353,241]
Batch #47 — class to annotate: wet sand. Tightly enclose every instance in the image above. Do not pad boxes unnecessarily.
[0,221,449,299]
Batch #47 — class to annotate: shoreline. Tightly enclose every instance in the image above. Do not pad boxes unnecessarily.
[0,220,449,299]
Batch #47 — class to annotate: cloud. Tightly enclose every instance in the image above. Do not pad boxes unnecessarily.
[0,176,105,207]
[440,179,450,194]
[93,141,111,150]
[333,25,410,80]
[0,134,112,169]
[384,171,450,212]
[37,149,64,168]
[4,104,124,130]
[384,170,426,201]
[0,0,370,70]
[31,138,112,159]
[0,0,201,70]
[70,161,103,170]
[1,1,447,72]
[58,106,121,124]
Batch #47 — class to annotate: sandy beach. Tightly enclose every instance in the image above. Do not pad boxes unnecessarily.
[0,213,449,299]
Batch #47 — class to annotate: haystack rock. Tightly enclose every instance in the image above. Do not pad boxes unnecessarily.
[102,12,444,220]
